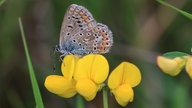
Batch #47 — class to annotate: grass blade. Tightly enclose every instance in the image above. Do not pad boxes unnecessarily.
[0,0,6,6]
[18,17,44,108]
[157,0,192,20]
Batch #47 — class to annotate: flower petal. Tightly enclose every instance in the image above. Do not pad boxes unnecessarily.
[112,84,134,106]
[108,62,141,89]
[186,56,192,79]
[122,62,141,87]
[76,79,99,101]
[74,54,109,84]
[91,55,109,83]
[61,55,79,79]
[157,56,185,76]
[44,75,76,98]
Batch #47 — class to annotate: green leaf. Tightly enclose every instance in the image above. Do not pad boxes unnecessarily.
[157,0,192,20]
[0,0,6,6]
[18,17,44,108]
[163,51,189,59]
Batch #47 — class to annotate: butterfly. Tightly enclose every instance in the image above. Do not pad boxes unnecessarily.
[55,4,113,58]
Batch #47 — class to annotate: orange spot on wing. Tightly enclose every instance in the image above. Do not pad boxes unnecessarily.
[102,42,107,46]
[102,38,107,41]
[85,18,91,23]
[94,27,99,32]
[99,47,105,52]
[101,32,107,37]
[81,15,87,19]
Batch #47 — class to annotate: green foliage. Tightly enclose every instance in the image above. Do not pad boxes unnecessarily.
[157,0,192,20]
[1,0,192,108]
[18,18,44,108]
[0,0,5,6]
[163,51,189,59]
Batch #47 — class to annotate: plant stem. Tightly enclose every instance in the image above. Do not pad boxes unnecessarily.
[103,89,108,108]
[76,95,84,108]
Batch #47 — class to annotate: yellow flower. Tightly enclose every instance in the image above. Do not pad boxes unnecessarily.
[157,56,186,76]
[74,54,109,101]
[108,62,141,106]
[185,56,192,79]
[44,54,142,105]
[44,55,78,98]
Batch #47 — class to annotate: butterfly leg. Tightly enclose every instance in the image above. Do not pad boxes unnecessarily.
[59,52,68,61]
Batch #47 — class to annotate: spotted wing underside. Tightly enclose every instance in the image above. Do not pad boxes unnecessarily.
[59,4,113,55]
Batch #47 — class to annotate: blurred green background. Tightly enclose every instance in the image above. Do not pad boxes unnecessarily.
[0,0,192,108]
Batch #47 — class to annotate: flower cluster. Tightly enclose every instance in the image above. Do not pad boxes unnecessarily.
[157,55,192,79]
[45,54,141,106]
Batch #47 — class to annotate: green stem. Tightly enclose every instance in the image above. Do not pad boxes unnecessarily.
[76,95,84,108]
[103,89,108,108]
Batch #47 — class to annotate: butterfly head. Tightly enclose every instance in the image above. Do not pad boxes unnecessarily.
[54,45,60,52]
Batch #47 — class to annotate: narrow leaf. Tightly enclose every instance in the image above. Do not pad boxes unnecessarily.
[157,0,192,20]
[18,17,44,108]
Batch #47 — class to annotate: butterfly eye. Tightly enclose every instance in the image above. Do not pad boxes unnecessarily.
[79,43,82,46]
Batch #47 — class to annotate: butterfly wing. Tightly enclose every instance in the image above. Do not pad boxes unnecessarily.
[59,4,113,55]
[59,4,95,46]
[69,4,113,54]
[76,23,113,54]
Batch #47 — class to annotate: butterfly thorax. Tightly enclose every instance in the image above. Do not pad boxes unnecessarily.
[55,41,89,57]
